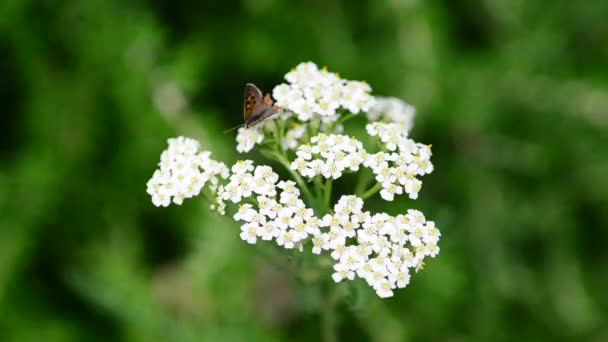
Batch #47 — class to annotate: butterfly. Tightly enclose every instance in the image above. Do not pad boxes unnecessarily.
[243,83,280,128]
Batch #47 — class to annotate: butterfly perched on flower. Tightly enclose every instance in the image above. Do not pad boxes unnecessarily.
[243,83,280,128]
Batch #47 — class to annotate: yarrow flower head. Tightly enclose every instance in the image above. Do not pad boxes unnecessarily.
[146,62,441,299]
[367,97,416,132]
[364,122,433,200]
[291,133,367,179]
[315,196,440,298]
[146,137,228,206]
[274,62,375,122]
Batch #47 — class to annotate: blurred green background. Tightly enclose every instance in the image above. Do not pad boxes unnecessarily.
[1,0,607,341]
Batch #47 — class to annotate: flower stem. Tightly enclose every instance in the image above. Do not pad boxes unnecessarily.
[354,169,372,195]
[336,112,355,126]
[321,285,338,342]
[313,177,323,196]
[358,182,383,200]
[324,179,333,210]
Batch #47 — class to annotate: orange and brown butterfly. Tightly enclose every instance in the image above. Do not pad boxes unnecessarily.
[243,83,280,128]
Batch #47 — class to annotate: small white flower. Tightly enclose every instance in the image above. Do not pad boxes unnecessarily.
[380,183,403,201]
[272,83,292,107]
[236,127,265,153]
[277,180,300,195]
[258,222,278,241]
[332,263,355,283]
[232,160,254,174]
[240,223,259,244]
[374,278,394,298]
[404,178,422,199]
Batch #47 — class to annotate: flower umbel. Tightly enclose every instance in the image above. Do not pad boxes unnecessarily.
[146,137,229,206]
[147,62,440,298]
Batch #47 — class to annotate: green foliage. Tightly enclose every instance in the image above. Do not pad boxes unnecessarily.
[1,0,607,341]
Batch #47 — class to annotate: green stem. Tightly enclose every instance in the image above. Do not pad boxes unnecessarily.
[253,245,295,275]
[321,285,338,342]
[354,169,372,195]
[327,112,356,133]
[336,112,355,126]
[324,179,333,211]
[358,182,383,200]
[273,121,282,151]
[313,177,323,196]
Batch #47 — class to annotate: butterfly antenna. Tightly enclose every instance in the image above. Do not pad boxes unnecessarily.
[223,123,244,134]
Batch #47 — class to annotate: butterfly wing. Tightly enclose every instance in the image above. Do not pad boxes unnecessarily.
[246,106,280,128]
[244,83,263,122]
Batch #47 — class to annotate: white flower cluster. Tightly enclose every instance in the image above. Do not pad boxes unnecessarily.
[310,195,440,298]
[218,160,277,203]
[236,126,265,153]
[290,133,367,179]
[273,62,375,122]
[367,97,416,132]
[365,123,433,200]
[222,161,321,248]
[146,137,229,207]
[290,130,433,202]
[226,182,442,298]
[147,61,442,299]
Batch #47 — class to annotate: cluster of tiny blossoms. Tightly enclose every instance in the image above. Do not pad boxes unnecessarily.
[273,62,375,122]
[146,137,229,206]
[147,62,441,299]
[367,97,416,133]
[290,128,433,201]
[313,196,440,298]
[218,160,320,249]
[230,189,441,298]
[291,133,367,179]
[236,126,265,153]
[365,122,433,200]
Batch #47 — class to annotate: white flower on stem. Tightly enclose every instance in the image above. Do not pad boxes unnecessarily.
[425,243,440,257]
[404,178,422,199]
[332,262,355,283]
[274,62,374,121]
[231,160,254,174]
[236,127,265,153]
[374,278,394,298]
[311,234,324,254]
[363,122,434,202]
[258,222,278,241]
[147,136,228,207]
[272,83,292,106]
[240,222,259,244]
[423,221,441,245]
[277,180,300,195]
[341,81,375,114]
[293,134,366,181]
[234,204,256,222]
[335,195,364,215]
[380,183,403,201]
